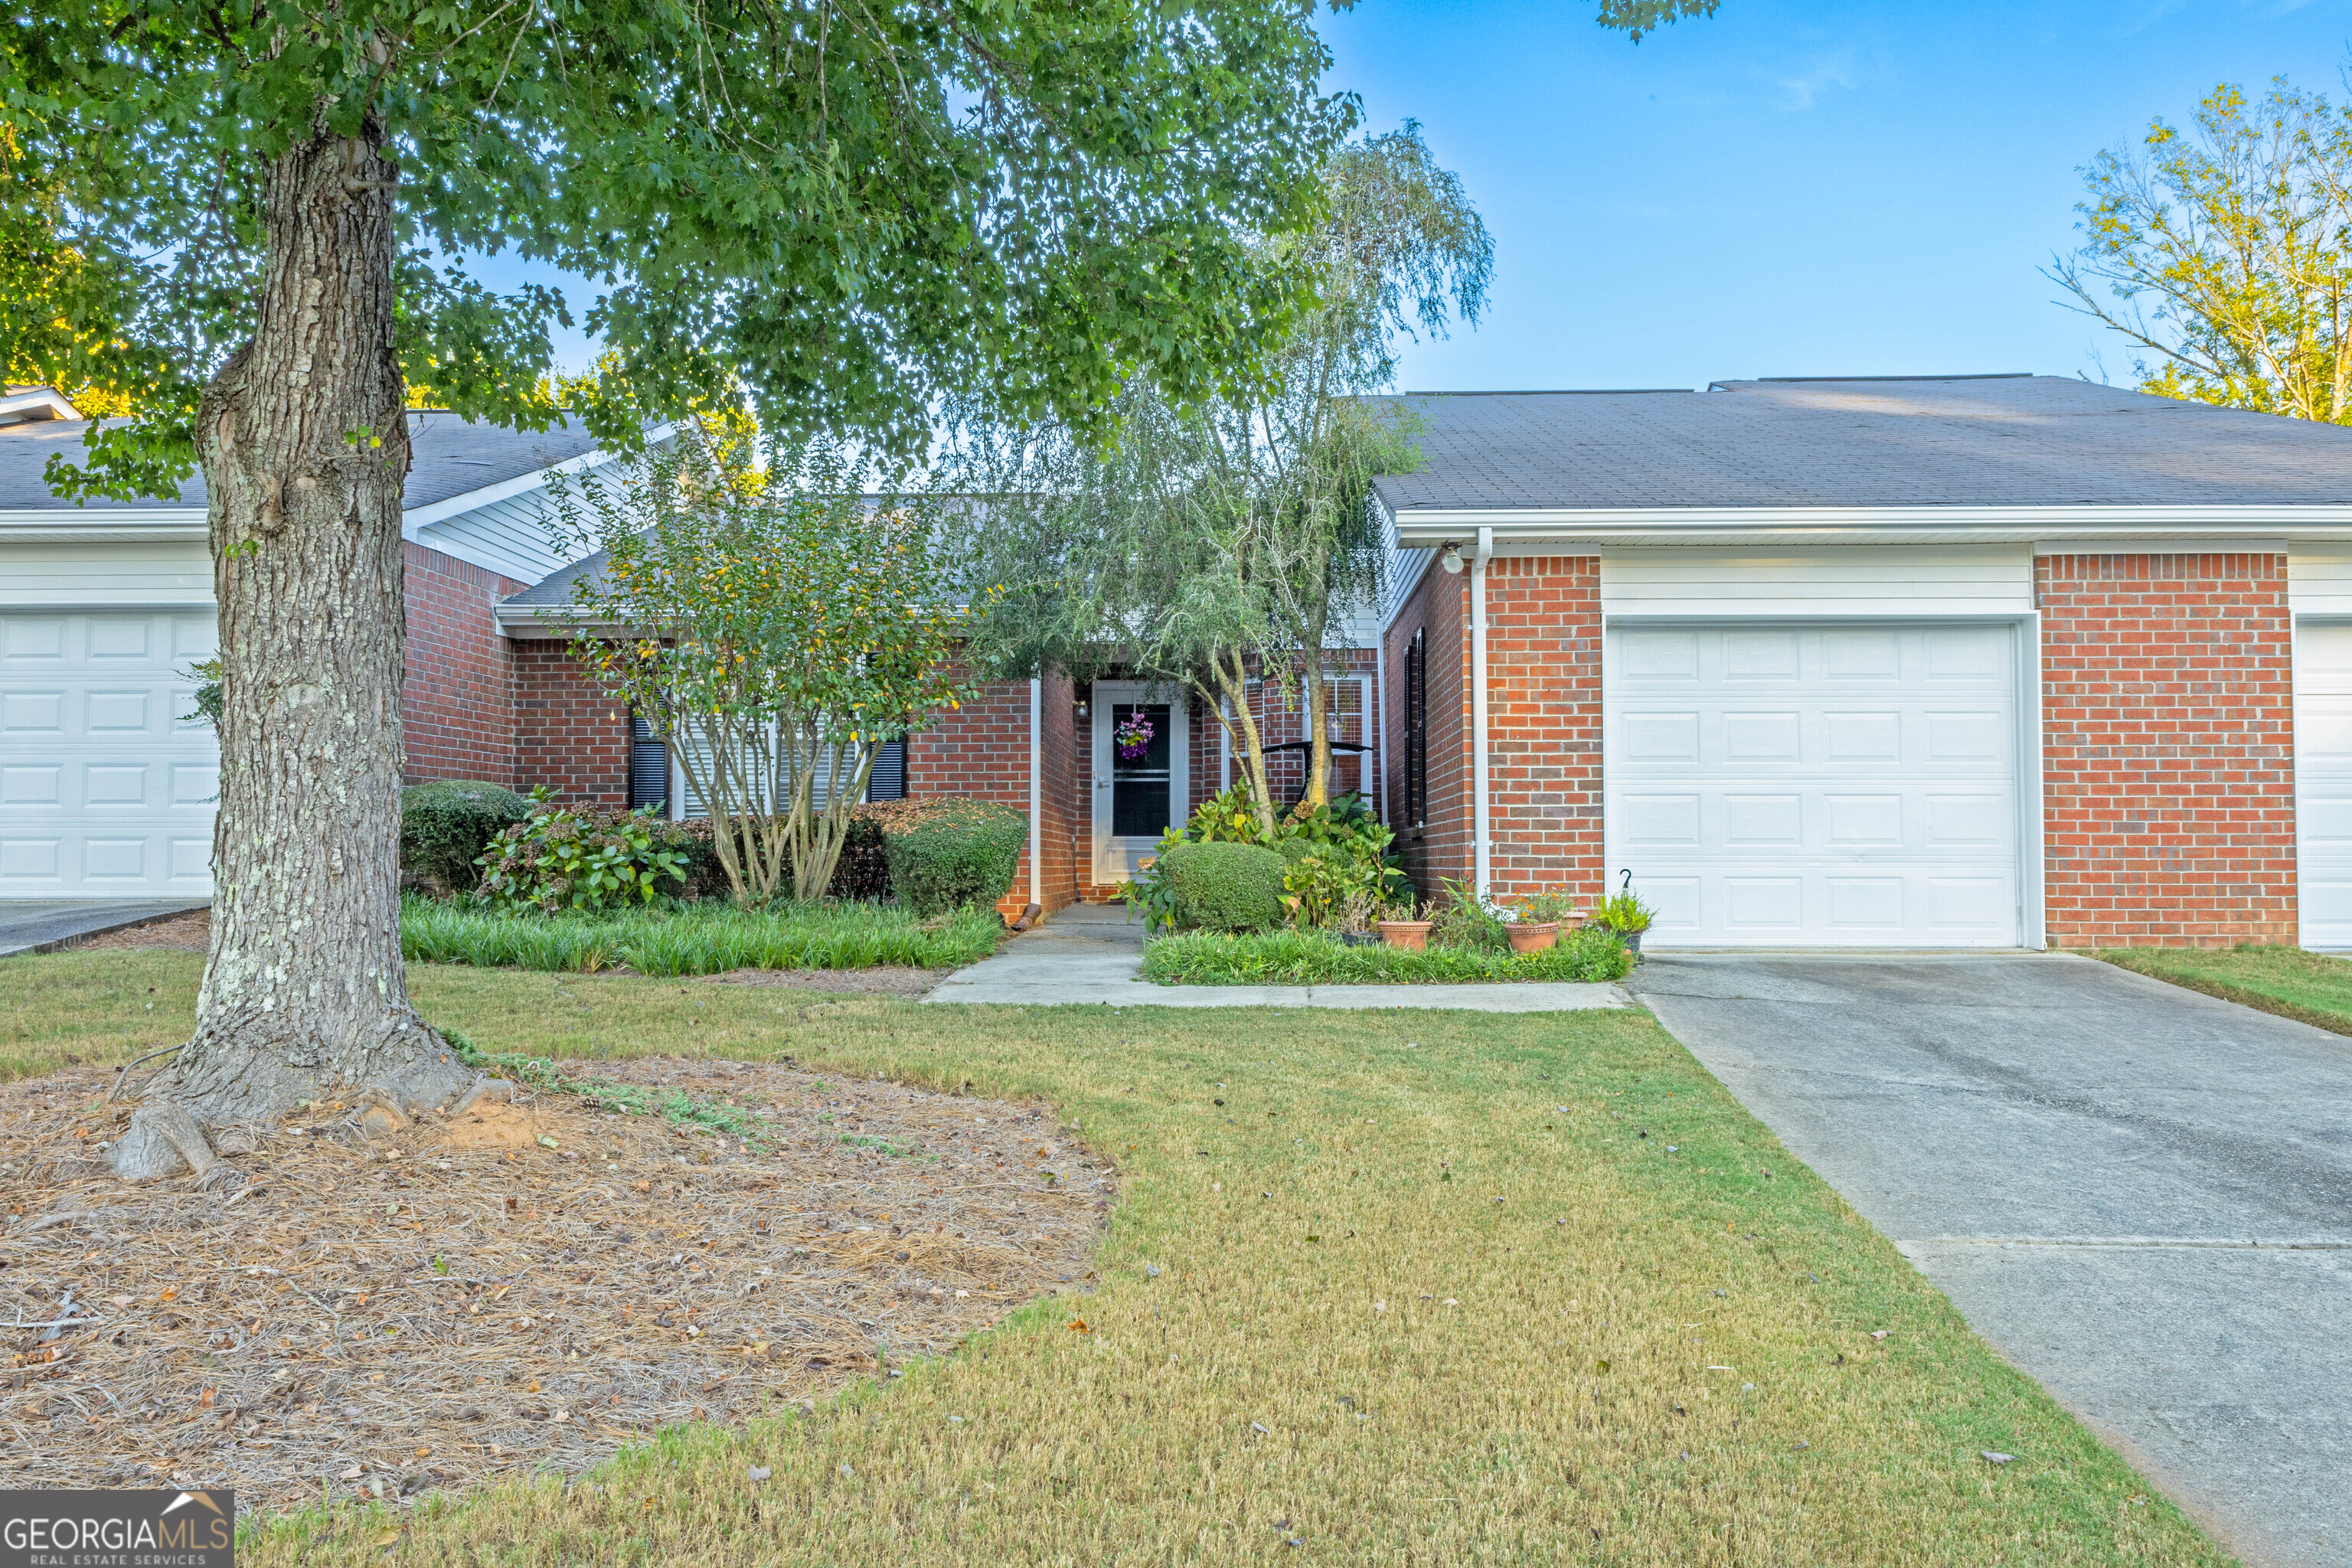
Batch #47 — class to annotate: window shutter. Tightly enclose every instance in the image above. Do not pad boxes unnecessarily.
[1406,628,1427,828]
[628,712,669,812]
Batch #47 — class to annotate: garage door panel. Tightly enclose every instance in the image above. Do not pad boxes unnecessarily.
[1608,623,2020,948]
[0,610,217,897]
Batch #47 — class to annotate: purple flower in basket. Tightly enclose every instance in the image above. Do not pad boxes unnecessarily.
[1115,711,1155,760]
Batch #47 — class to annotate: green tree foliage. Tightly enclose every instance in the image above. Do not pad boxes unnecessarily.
[956,121,1491,833]
[5,0,1361,496]
[548,427,977,905]
[2053,80,2352,423]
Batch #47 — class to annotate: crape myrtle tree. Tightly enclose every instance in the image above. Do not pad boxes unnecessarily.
[5,0,1360,1183]
[550,427,975,905]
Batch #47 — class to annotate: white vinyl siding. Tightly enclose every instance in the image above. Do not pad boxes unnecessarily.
[0,609,218,896]
[1604,622,2024,948]
[1599,546,2034,620]
[0,541,214,609]
[668,722,854,821]
[410,492,573,586]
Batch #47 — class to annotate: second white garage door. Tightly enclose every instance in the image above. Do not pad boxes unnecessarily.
[1604,622,2024,947]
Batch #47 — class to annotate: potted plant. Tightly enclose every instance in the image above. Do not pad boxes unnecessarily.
[1593,876,1657,956]
[1375,892,1432,951]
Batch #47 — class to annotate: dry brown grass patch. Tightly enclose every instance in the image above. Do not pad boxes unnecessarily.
[0,1056,1106,1514]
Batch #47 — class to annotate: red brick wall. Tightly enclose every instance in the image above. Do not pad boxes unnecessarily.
[2038,552,2296,947]
[906,672,1076,917]
[1482,555,1606,903]
[400,543,524,786]
[512,640,632,808]
[1383,555,1472,899]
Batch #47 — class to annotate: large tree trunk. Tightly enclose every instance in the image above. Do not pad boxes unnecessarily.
[114,122,466,1179]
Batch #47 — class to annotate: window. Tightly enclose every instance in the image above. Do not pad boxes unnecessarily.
[1405,627,1427,829]
[866,738,907,801]
[628,712,668,813]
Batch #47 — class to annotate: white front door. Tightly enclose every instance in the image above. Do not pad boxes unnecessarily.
[1091,682,1188,884]
[1604,622,2023,947]
[2298,622,2352,946]
[0,610,220,897]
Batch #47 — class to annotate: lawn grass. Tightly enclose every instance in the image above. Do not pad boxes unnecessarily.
[399,895,1004,976]
[1142,926,1632,985]
[2,950,2223,1566]
[2093,942,2352,1037]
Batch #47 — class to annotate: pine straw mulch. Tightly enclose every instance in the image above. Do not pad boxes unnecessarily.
[0,1056,1112,1519]
[67,910,211,952]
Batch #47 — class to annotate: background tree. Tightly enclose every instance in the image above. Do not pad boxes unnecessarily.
[956,122,1490,830]
[551,430,975,904]
[2053,80,2352,423]
[8,0,1354,1178]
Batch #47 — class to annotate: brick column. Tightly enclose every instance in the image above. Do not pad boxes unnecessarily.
[2037,551,2295,946]
[1483,555,1606,903]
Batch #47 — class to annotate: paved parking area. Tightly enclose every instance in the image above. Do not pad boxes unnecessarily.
[0,900,209,958]
[1628,952,2352,1568]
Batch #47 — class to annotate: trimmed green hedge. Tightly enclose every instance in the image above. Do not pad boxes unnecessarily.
[1141,925,1632,985]
[880,799,1029,916]
[400,779,532,891]
[1159,841,1286,932]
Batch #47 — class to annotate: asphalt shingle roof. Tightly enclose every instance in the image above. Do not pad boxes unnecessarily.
[0,410,599,511]
[1370,375,2352,511]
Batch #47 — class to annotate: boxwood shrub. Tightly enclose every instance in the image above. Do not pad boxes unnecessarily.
[877,799,1029,916]
[400,779,532,891]
[1160,841,1286,932]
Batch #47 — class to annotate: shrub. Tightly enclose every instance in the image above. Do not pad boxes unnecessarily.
[474,805,691,914]
[400,779,532,891]
[880,799,1029,916]
[1160,841,1287,932]
[1141,925,1632,985]
[668,811,892,903]
[1427,876,1510,952]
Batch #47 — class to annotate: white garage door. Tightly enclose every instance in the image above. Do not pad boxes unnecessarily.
[2297,622,2352,947]
[1605,622,2023,947]
[0,611,219,897]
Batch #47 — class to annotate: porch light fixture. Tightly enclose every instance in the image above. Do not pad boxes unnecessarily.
[1439,544,1465,574]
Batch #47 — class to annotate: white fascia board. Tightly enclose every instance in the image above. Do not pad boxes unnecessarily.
[1388,505,2352,548]
[0,508,207,541]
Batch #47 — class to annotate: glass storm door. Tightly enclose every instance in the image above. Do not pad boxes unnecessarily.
[1091,684,1187,883]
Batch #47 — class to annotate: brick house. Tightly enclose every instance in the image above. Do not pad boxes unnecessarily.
[2,393,1386,920]
[1376,374,2352,949]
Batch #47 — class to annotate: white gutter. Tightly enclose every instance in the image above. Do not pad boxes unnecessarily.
[1028,675,1043,912]
[1387,503,2352,548]
[1374,632,1389,825]
[1471,525,1494,898]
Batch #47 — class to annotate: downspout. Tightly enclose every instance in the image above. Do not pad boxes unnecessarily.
[1471,526,1494,898]
[1027,675,1044,923]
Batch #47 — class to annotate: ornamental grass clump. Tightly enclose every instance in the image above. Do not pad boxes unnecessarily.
[1141,923,1632,985]
[400,897,1002,976]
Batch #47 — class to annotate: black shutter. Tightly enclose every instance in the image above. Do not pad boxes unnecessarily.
[865,737,907,801]
[1406,628,1427,828]
[628,712,669,812]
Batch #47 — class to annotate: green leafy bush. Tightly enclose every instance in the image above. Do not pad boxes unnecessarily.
[877,799,1029,916]
[1142,925,1632,985]
[1427,876,1511,952]
[474,805,691,914]
[1282,812,1410,931]
[1160,841,1287,932]
[400,779,532,891]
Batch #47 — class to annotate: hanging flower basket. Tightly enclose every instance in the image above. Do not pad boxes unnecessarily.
[1114,711,1155,761]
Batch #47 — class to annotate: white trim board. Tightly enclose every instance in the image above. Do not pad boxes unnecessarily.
[1388,503,2352,550]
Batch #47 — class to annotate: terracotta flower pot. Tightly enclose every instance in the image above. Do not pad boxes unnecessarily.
[1377,920,1433,952]
[1505,920,1560,955]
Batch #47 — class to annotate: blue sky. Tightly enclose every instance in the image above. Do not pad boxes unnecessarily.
[504,0,2352,394]
[1326,0,2352,392]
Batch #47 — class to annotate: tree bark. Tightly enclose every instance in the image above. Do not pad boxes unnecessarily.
[116,120,466,1174]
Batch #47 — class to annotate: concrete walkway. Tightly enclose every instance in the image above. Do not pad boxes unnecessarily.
[924,903,1629,1012]
[0,900,209,959]
[1628,951,2352,1568]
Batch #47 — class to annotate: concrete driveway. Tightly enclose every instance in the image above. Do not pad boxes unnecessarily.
[0,900,208,958]
[1628,952,2352,1568]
